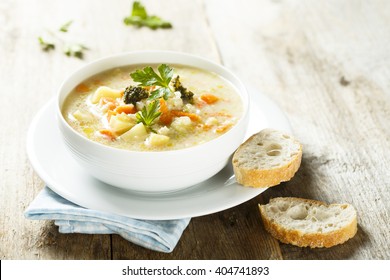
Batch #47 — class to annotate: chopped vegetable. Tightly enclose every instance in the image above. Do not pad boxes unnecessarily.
[146,133,170,147]
[91,86,122,103]
[115,104,137,114]
[135,100,161,131]
[172,76,194,104]
[158,98,174,125]
[123,1,172,30]
[130,64,174,100]
[121,123,148,141]
[171,116,192,133]
[75,83,90,93]
[123,86,149,105]
[109,114,134,134]
[171,110,201,122]
[99,129,116,141]
[215,123,233,133]
[200,93,219,104]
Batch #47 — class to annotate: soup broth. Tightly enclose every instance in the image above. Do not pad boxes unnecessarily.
[62,64,243,151]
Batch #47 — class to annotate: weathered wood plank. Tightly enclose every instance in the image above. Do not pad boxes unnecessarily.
[205,0,390,259]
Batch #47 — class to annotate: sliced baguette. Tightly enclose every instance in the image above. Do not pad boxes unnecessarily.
[259,197,358,248]
[232,129,302,188]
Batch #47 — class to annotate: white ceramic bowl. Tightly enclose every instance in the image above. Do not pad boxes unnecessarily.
[57,51,249,193]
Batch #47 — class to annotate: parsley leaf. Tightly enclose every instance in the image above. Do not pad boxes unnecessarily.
[64,43,89,59]
[124,1,172,30]
[131,1,147,18]
[130,64,174,100]
[136,100,161,131]
[38,37,55,51]
[59,20,73,32]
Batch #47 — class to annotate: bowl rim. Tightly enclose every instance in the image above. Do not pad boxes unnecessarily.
[56,50,250,156]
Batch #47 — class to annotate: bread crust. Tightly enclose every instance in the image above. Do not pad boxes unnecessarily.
[232,131,303,188]
[259,198,358,248]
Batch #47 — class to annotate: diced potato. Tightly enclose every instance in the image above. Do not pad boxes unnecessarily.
[171,116,192,133]
[91,86,122,104]
[72,110,95,123]
[82,127,94,137]
[146,133,170,147]
[109,113,135,134]
[121,123,148,141]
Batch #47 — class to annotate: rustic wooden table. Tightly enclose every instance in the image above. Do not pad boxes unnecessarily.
[1,0,389,260]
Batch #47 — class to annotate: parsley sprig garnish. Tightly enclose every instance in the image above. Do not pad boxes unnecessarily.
[135,100,161,132]
[130,64,174,100]
[124,1,172,30]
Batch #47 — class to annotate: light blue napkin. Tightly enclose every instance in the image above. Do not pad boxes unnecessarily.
[24,187,191,253]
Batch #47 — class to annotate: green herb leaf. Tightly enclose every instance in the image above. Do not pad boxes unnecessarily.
[123,1,172,30]
[38,37,55,51]
[136,100,161,131]
[149,87,171,101]
[59,20,73,32]
[63,43,88,59]
[131,1,147,18]
[130,64,174,100]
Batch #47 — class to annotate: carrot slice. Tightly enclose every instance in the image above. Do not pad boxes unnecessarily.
[206,112,232,118]
[115,104,136,114]
[99,129,116,140]
[75,83,90,93]
[171,110,201,122]
[200,93,219,104]
[106,110,117,121]
[159,98,174,125]
[215,123,232,133]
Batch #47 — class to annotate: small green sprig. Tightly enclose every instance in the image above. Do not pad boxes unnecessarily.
[38,20,88,59]
[64,43,89,59]
[38,37,55,51]
[59,20,73,32]
[130,64,174,100]
[136,100,161,132]
[124,1,172,30]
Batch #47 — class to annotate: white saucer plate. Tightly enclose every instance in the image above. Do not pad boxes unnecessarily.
[27,88,291,220]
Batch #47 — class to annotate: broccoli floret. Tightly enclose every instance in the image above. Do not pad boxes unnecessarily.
[172,76,194,104]
[123,86,149,105]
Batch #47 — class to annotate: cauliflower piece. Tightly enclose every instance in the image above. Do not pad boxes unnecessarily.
[158,126,170,136]
[167,92,184,110]
[205,117,219,126]
[171,116,192,133]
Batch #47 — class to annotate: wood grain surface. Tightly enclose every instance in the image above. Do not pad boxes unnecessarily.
[1,0,389,260]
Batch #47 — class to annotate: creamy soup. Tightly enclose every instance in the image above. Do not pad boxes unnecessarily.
[62,64,243,151]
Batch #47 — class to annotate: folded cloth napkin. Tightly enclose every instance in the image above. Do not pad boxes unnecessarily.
[24,187,191,253]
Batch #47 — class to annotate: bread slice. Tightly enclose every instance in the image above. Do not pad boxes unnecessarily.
[259,197,358,248]
[232,129,302,188]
